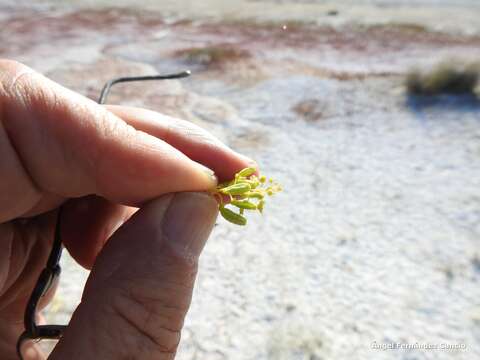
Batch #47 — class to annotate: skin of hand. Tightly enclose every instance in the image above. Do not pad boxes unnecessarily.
[0,59,254,360]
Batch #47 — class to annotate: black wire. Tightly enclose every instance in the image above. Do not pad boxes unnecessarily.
[16,70,191,359]
[98,71,191,104]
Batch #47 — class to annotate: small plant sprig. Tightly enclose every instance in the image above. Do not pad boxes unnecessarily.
[212,167,282,226]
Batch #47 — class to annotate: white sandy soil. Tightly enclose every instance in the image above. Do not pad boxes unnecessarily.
[1,1,479,359]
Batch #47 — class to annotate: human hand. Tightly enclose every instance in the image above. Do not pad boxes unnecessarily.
[0,60,253,359]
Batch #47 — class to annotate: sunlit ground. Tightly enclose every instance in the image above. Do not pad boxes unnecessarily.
[2,1,480,359]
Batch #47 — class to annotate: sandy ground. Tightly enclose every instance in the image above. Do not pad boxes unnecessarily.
[1,1,480,359]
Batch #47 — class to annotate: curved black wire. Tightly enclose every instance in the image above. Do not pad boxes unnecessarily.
[16,70,191,359]
[98,71,191,104]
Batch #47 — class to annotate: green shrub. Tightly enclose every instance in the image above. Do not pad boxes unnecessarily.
[406,62,480,95]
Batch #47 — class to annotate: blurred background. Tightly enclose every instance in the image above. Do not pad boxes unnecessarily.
[1,1,480,359]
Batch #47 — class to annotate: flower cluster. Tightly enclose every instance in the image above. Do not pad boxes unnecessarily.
[212,167,282,225]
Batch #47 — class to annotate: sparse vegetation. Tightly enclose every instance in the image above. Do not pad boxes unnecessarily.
[406,61,480,96]
[175,45,251,69]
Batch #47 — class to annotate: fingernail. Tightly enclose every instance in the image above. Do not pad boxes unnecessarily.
[197,163,218,185]
[162,192,218,264]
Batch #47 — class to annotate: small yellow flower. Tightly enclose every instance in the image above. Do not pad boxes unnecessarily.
[212,167,282,226]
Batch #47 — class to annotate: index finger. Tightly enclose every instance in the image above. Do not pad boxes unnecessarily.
[0,60,249,220]
[106,105,256,182]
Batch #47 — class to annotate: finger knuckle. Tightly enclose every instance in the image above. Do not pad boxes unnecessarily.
[0,59,53,116]
[0,59,34,95]
[0,59,26,74]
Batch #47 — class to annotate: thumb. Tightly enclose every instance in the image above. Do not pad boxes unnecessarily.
[50,192,218,360]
